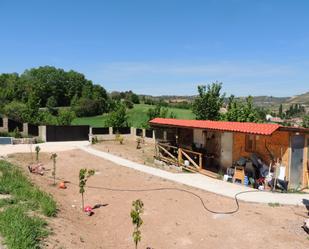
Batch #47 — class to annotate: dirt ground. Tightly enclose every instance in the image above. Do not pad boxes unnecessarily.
[93,139,181,173]
[8,150,309,249]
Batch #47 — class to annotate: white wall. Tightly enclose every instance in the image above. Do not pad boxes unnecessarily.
[193,129,204,148]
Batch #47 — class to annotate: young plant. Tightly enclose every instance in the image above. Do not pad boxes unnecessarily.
[136,138,142,149]
[35,146,41,162]
[130,199,144,249]
[50,153,57,185]
[79,168,95,210]
[115,133,124,145]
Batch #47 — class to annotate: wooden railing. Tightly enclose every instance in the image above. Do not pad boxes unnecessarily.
[155,143,178,165]
[155,143,218,178]
[155,143,202,170]
[178,148,203,170]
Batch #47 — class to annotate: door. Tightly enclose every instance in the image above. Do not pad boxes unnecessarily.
[290,135,305,188]
[220,132,233,168]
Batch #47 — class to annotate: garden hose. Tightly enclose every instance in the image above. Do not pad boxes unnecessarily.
[65,179,259,215]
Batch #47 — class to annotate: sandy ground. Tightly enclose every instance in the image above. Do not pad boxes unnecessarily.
[8,150,309,249]
[93,139,180,173]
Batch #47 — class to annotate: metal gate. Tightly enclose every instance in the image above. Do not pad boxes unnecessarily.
[46,125,90,142]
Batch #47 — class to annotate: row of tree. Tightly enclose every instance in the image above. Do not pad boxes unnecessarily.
[0,66,142,125]
[278,103,306,119]
[192,82,267,122]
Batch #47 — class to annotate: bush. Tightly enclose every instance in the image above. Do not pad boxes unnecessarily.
[57,109,76,125]
[73,97,107,117]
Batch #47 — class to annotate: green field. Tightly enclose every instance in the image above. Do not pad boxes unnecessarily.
[72,104,195,128]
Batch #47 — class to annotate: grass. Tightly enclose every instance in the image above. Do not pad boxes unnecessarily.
[0,160,57,249]
[72,103,195,128]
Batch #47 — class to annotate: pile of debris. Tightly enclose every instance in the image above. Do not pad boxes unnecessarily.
[224,153,289,192]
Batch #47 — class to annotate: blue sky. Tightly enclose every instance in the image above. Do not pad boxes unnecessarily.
[0,0,308,96]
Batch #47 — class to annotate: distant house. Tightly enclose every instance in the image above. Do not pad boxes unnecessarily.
[150,118,309,189]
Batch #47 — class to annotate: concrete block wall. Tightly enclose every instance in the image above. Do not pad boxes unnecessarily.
[90,127,155,143]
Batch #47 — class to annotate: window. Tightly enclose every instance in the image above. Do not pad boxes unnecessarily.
[245,135,256,152]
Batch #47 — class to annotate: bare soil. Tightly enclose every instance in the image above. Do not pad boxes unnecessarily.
[93,139,181,173]
[8,150,309,249]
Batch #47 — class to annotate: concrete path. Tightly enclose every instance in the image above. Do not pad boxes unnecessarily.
[0,141,90,157]
[80,145,309,206]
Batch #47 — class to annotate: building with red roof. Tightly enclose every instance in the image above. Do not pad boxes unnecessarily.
[150,118,309,189]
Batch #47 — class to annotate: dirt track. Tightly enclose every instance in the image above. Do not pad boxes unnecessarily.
[9,150,309,249]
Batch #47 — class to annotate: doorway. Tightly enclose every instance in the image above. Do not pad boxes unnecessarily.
[220,132,233,168]
[290,135,305,188]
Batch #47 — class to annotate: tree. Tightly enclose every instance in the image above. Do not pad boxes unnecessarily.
[147,104,168,121]
[303,115,309,128]
[279,104,283,118]
[130,93,140,104]
[79,168,95,210]
[35,146,41,162]
[25,93,41,124]
[105,102,128,128]
[3,101,27,122]
[130,199,144,249]
[46,96,58,113]
[192,82,225,120]
[39,111,58,125]
[57,109,76,125]
[50,153,58,185]
[223,96,265,123]
[123,99,134,109]
[73,97,106,117]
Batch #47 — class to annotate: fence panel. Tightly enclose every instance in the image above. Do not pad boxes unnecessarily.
[0,117,3,127]
[136,128,143,137]
[28,124,39,136]
[46,125,89,142]
[145,129,153,138]
[92,127,109,135]
[8,119,23,132]
[113,127,131,135]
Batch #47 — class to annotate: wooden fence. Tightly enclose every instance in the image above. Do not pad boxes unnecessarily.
[155,142,218,178]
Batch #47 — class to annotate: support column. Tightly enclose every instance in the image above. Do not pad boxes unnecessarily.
[131,127,136,138]
[0,117,9,132]
[38,126,47,142]
[22,123,28,137]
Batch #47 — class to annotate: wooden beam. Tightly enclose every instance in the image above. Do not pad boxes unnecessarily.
[157,144,177,161]
[181,150,199,169]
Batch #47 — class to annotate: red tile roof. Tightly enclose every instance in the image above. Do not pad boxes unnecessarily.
[149,118,280,135]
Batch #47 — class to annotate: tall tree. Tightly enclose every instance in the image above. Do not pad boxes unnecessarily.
[105,102,128,128]
[192,82,225,120]
[279,104,283,118]
[223,96,265,123]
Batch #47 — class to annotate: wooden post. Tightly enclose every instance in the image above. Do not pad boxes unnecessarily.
[178,148,182,166]
[199,154,202,169]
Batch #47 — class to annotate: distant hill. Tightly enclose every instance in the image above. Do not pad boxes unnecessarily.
[286,92,309,104]
[140,91,309,110]
[235,96,289,107]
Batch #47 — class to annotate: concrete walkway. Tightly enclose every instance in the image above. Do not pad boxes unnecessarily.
[80,145,309,206]
[0,141,90,157]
